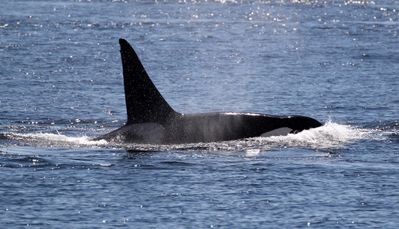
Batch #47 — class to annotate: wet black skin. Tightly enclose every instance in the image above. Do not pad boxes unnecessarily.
[96,39,322,144]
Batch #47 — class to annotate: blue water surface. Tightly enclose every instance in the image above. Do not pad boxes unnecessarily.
[1,0,398,227]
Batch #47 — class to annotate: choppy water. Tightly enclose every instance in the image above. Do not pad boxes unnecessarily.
[1,0,398,227]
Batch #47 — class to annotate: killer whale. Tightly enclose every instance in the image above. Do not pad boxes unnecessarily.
[97,39,322,144]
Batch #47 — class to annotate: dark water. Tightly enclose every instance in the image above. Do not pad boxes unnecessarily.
[1,0,398,227]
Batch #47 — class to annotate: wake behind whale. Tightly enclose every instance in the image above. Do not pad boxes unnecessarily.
[96,39,322,144]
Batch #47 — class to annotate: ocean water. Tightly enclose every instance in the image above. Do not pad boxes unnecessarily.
[1,0,398,227]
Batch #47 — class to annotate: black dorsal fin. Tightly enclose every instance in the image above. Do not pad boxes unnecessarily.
[119,38,177,124]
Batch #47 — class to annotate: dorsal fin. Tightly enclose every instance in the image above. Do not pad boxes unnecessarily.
[119,38,177,124]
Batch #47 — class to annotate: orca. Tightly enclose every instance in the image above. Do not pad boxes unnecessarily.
[96,39,322,144]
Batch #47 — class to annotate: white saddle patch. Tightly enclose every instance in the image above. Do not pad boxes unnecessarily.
[261,127,293,137]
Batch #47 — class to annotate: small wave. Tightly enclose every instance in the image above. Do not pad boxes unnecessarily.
[258,121,372,149]
[0,155,54,169]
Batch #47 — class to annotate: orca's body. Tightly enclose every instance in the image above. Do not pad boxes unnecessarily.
[97,39,322,144]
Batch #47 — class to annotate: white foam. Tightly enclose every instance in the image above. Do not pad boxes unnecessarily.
[4,132,108,147]
[245,149,261,157]
[257,121,371,149]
